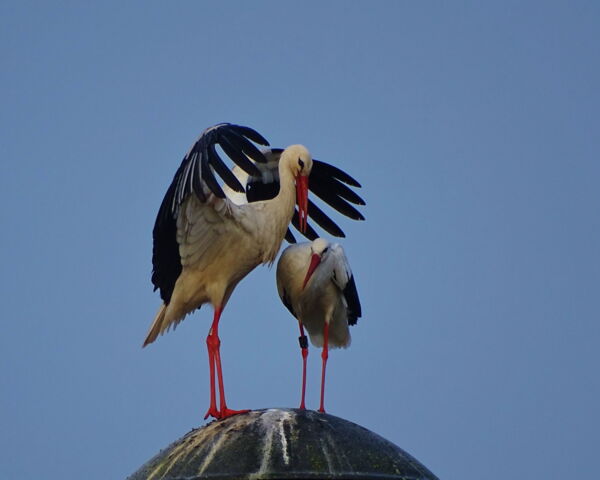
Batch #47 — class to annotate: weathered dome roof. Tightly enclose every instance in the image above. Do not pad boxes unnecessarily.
[128,408,438,480]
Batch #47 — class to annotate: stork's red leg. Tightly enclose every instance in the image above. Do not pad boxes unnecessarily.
[208,306,249,419]
[318,322,330,413]
[214,345,249,419]
[204,308,221,420]
[298,321,308,410]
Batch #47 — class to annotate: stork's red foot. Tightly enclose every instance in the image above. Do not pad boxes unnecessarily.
[204,406,221,420]
[220,407,250,419]
[318,407,326,413]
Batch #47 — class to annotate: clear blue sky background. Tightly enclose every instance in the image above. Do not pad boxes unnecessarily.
[1,2,598,479]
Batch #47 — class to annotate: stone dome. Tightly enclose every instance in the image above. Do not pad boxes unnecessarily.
[128,408,438,480]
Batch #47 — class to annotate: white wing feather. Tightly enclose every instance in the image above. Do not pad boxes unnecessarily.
[330,244,352,292]
[177,194,244,270]
[222,165,251,206]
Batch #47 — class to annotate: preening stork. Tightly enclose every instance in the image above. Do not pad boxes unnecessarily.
[276,238,362,413]
[145,123,364,420]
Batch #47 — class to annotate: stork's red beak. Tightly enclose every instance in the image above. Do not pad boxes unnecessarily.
[295,174,309,233]
[302,253,321,289]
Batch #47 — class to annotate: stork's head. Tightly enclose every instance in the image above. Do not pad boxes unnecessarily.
[282,145,312,233]
[302,237,331,289]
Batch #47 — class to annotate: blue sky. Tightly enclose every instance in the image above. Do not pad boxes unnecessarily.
[1,2,599,479]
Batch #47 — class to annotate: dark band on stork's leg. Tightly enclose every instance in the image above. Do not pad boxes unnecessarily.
[318,322,330,413]
[298,321,308,410]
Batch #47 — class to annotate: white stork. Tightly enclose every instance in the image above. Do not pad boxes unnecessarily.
[276,238,362,413]
[145,123,364,421]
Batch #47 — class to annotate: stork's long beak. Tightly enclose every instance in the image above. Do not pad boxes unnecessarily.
[295,174,309,233]
[302,253,321,290]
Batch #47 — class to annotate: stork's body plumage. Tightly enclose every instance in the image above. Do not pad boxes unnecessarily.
[145,123,364,421]
[276,238,362,412]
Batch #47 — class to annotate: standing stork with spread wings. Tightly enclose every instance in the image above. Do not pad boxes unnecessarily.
[145,123,364,420]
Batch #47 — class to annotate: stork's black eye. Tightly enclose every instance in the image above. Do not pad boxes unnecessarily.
[298,158,304,170]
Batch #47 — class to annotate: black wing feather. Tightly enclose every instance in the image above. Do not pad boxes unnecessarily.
[291,210,319,240]
[285,229,297,243]
[151,180,181,303]
[219,135,263,178]
[311,159,362,188]
[201,143,225,198]
[307,200,345,237]
[229,124,270,146]
[343,274,362,326]
[246,178,280,202]
[309,180,365,221]
[221,129,268,164]
[207,143,245,194]
[311,164,365,205]
[281,288,296,318]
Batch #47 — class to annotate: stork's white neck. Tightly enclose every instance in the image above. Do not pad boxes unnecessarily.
[249,144,312,265]
[274,160,297,217]
[256,160,297,264]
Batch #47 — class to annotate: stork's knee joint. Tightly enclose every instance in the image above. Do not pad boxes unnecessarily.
[206,334,220,349]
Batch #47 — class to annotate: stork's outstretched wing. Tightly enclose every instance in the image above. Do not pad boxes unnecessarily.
[152,123,269,304]
[223,148,366,243]
[152,123,365,304]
